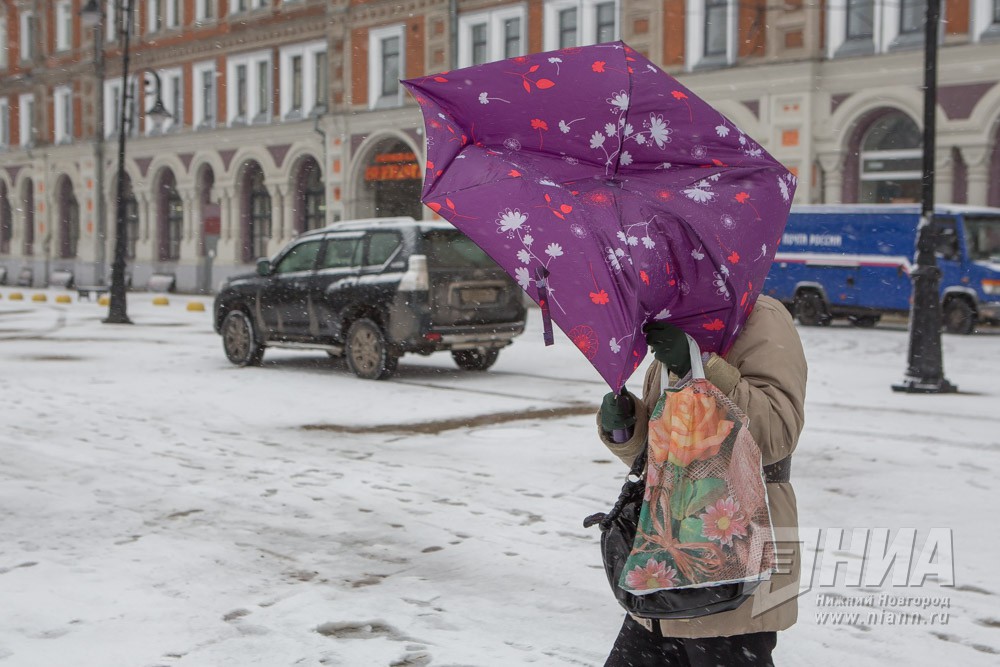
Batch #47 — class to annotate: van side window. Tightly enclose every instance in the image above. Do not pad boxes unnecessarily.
[932,218,960,261]
[320,237,361,269]
[366,231,402,267]
[275,240,323,274]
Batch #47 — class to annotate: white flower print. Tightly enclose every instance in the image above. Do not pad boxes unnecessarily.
[562,155,579,165]
[691,145,708,159]
[634,133,646,145]
[715,124,730,138]
[538,179,557,186]
[654,308,672,320]
[620,151,633,166]
[548,56,563,74]
[778,177,790,202]
[684,185,715,203]
[559,120,571,133]
[624,123,634,136]
[523,233,534,246]
[569,224,588,239]
[545,243,564,258]
[604,123,616,137]
[503,138,521,151]
[656,162,672,170]
[616,231,628,243]
[497,208,527,233]
[515,266,531,290]
[642,236,655,249]
[691,247,706,260]
[609,338,621,354]
[708,173,721,182]
[719,264,730,278]
[713,272,731,300]
[608,91,629,112]
[590,132,606,149]
[625,235,638,246]
[646,114,672,148]
[720,214,736,230]
[517,249,532,264]
[478,92,489,105]
[606,247,623,273]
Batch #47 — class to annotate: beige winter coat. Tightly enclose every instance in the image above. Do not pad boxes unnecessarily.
[596,295,807,638]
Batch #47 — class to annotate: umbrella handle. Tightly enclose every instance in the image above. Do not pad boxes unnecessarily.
[611,389,635,443]
[534,267,554,347]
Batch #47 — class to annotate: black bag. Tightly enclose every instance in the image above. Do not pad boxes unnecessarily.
[584,448,760,620]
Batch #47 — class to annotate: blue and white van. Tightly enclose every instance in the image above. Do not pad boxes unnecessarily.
[764,204,1000,334]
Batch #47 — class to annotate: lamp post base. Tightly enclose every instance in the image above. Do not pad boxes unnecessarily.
[891,376,957,394]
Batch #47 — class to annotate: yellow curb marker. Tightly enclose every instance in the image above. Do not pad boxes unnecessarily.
[152,296,170,306]
[55,295,73,304]
[32,293,47,302]
[9,292,24,301]
[98,295,110,306]
[186,301,206,312]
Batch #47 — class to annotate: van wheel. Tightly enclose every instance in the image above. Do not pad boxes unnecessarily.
[849,315,880,328]
[221,310,265,367]
[452,348,500,371]
[794,292,830,327]
[943,299,975,335]
[345,318,398,380]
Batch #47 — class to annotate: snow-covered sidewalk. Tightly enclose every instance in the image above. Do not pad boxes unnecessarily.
[1,290,998,666]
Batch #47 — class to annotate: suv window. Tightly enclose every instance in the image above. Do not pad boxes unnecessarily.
[424,230,495,268]
[366,231,402,267]
[275,239,323,273]
[320,235,362,269]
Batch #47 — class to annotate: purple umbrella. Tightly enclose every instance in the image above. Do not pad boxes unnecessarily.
[402,42,796,391]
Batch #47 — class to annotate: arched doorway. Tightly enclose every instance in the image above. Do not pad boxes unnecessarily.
[292,156,325,234]
[21,179,34,256]
[197,166,219,255]
[989,123,1000,208]
[356,138,422,219]
[0,182,11,255]
[156,169,183,261]
[857,111,922,204]
[239,160,271,262]
[58,176,80,259]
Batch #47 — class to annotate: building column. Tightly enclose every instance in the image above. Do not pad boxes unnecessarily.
[960,146,990,206]
[266,182,286,255]
[817,152,844,204]
[136,193,156,264]
[180,186,198,261]
[216,185,240,264]
[934,149,953,207]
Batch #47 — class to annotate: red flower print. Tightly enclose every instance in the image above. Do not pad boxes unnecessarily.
[590,290,610,305]
[734,192,749,204]
[699,497,749,547]
[671,91,688,100]
[625,559,678,591]
[728,251,740,264]
[640,270,650,285]
[703,319,725,332]
[569,325,599,360]
[530,118,548,131]
[592,61,606,73]
[508,169,521,177]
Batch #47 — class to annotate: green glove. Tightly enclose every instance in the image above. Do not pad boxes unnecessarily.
[643,322,692,376]
[600,391,636,433]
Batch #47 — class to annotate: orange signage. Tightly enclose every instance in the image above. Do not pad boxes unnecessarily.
[365,152,421,182]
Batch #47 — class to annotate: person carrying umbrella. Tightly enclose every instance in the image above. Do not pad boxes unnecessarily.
[598,296,807,666]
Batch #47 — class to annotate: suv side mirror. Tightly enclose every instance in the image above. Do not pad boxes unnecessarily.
[256,258,272,276]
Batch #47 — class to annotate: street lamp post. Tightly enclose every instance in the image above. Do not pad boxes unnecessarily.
[81,0,171,324]
[892,0,957,394]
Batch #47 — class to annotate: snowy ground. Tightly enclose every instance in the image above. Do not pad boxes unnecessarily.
[1,288,998,667]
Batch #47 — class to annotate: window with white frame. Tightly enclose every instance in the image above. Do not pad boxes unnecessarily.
[193,61,217,128]
[148,0,164,33]
[279,41,326,119]
[0,17,8,69]
[543,0,619,50]
[231,0,267,12]
[19,94,34,147]
[168,0,181,28]
[106,0,133,42]
[314,50,328,112]
[971,0,1000,40]
[57,1,73,51]
[898,0,925,36]
[227,51,272,125]
[684,0,735,69]
[104,78,139,138]
[368,25,405,109]
[827,0,933,56]
[845,0,875,40]
[54,86,74,144]
[196,0,215,22]
[0,98,9,148]
[143,70,181,134]
[20,11,36,61]
[458,5,527,67]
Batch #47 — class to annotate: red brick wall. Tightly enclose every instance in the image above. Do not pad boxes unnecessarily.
[663,0,685,67]
[528,0,543,54]
[351,26,368,107]
[405,17,424,78]
[946,0,969,35]
[738,0,766,58]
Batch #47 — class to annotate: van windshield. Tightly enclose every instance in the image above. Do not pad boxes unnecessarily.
[423,230,496,269]
[963,217,1000,262]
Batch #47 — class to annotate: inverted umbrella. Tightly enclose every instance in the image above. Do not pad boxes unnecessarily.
[402,42,796,391]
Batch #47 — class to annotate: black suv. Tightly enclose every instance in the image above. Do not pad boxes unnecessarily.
[213,217,527,379]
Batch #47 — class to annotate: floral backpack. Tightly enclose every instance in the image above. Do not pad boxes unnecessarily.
[587,335,776,618]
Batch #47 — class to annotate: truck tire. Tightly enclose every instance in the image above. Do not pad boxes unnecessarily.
[221,310,265,367]
[452,348,500,371]
[943,299,975,335]
[345,318,398,380]
[794,292,830,327]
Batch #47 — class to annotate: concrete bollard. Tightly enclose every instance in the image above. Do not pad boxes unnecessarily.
[152,296,170,306]
[55,295,73,304]
[32,293,47,302]
[186,301,206,312]
[9,292,24,301]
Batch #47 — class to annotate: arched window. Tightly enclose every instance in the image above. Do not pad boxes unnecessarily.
[157,170,183,261]
[859,112,922,204]
[241,162,271,262]
[119,174,140,260]
[22,179,34,257]
[293,157,325,233]
[0,182,11,255]
[58,177,79,259]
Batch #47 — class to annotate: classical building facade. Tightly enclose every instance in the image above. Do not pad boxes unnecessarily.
[1,0,999,291]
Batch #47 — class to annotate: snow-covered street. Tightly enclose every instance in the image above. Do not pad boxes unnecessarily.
[1,290,998,666]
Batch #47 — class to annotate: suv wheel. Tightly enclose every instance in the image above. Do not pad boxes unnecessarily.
[452,348,499,371]
[222,310,265,366]
[345,318,398,380]
[943,298,975,335]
